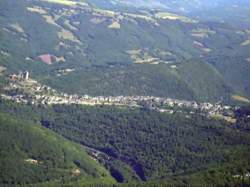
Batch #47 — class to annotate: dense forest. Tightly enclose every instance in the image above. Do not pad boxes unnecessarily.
[0,100,250,186]
[0,112,115,187]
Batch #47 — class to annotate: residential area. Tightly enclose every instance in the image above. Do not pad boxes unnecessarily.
[0,71,237,122]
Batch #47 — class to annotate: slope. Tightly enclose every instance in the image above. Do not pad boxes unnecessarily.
[41,61,233,103]
[1,100,250,182]
[0,112,115,186]
[0,0,250,102]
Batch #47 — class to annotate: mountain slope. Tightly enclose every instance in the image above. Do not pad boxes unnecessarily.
[0,0,250,102]
[40,61,233,102]
[95,0,250,27]
[0,112,115,186]
[1,101,250,182]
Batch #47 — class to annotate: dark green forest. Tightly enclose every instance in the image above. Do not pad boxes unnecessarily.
[0,100,250,186]
[0,112,115,187]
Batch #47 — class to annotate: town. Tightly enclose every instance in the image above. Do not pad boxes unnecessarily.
[0,71,237,122]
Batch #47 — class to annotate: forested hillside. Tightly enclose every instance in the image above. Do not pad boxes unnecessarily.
[0,112,115,186]
[41,61,232,102]
[0,0,250,102]
[1,100,250,185]
[1,0,250,186]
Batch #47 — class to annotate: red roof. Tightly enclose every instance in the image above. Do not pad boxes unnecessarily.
[38,54,53,65]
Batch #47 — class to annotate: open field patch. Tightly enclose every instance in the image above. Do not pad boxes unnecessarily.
[55,56,66,62]
[10,23,25,33]
[25,159,39,165]
[108,21,120,29]
[37,54,66,65]
[232,95,250,103]
[58,29,81,44]
[56,68,75,76]
[0,66,6,76]
[155,12,197,23]
[38,54,54,65]
[90,17,106,24]
[27,6,47,14]
[155,49,173,58]
[193,41,211,53]
[210,114,237,124]
[42,14,60,27]
[241,38,250,46]
[92,8,116,18]
[127,49,174,64]
[191,28,216,38]
[40,0,87,6]
[124,13,156,23]
[127,49,162,64]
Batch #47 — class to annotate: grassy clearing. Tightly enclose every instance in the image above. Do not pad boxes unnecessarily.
[10,23,25,33]
[193,41,211,53]
[27,6,47,14]
[58,29,81,44]
[42,14,60,27]
[90,17,106,24]
[55,56,66,62]
[241,38,250,46]
[232,95,250,103]
[210,114,237,124]
[93,8,116,17]
[127,49,160,64]
[191,28,216,38]
[0,66,6,76]
[155,12,197,23]
[41,0,87,6]
[27,5,80,44]
[108,21,121,29]
[124,13,157,23]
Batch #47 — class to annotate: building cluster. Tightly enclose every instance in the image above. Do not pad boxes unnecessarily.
[0,74,235,119]
[9,71,29,81]
[233,172,250,179]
